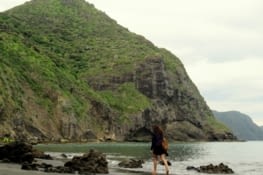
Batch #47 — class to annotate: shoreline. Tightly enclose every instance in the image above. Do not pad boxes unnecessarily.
[0,141,150,175]
[0,162,150,175]
[0,159,151,175]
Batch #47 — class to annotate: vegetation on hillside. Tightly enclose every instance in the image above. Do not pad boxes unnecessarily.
[0,0,159,120]
[213,111,263,140]
[0,0,231,140]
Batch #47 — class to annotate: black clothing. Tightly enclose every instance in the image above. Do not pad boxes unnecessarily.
[151,133,168,156]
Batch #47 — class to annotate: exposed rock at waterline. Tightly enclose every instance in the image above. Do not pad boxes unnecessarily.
[118,159,145,168]
[64,149,108,174]
[22,149,109,174]
[0,141,51,163]
[187,163,234,174]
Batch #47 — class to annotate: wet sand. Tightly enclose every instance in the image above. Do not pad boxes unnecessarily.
[0,163,72,175]
[0,162,150,175]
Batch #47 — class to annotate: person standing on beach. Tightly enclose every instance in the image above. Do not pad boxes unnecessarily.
[151,125,169,175]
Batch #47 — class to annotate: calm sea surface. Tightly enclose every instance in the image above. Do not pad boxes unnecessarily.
[36,141,263,175]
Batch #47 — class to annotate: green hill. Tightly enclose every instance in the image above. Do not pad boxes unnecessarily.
[213,110,263,140]
[0,0,236,142]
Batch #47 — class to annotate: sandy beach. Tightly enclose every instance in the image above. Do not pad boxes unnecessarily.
[0,161,150,175]
[0,163,129,175]
[0,163,71,175]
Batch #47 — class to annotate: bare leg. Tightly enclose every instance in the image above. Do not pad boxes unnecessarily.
[152,154,158,175]
[160,154,169,175]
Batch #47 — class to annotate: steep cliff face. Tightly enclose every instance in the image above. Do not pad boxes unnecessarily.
[0,0,236,142]
[85,56,235,141]
[109,57,235,141]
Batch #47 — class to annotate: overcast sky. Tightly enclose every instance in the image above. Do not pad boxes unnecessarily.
[1,0,263,125]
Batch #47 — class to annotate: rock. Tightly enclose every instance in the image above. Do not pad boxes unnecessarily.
[64,149,108,174]
[0,141,52,163]
[21,163,39,170]
[44,165,74,174]
[187,163,234,174]
[0,141,34,163]
[21,162,74,174]
[186,166,198,171]
[32,149,53,160]
[118,159,144,168]
[81,129,97,141]
[21,149,108,174]
[61,153,68,159]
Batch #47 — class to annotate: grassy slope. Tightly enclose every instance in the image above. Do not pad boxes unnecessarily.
[0,0,227,135]
[0,0,155,120]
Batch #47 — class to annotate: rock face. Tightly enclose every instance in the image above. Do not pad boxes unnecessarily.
[135,58,169,99]
[116,57,236,141]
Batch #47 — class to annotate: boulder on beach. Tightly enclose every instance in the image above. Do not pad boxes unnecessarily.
[0,141,51,163]
[187,163,234,174]
[118,159,144,168]
[64,149,108,174]
[21,149,109,174]
[0,142,108,174]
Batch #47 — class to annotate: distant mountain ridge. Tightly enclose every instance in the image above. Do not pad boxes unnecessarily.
[213,110,263,140]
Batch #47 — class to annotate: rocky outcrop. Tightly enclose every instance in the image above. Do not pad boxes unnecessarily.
[135,57,170,98]
[118,159,144,168]
[0,141,51,163]
[0,142,107,174]
[22,149,108,174]
[187,163,234,174]
[82,57,236,142]
[0,57,236,143]
[64,149,108,174]
[118,57,236,141]
[22,162,74,173]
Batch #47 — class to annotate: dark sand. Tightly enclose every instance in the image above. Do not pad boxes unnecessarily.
[0,160,150,175]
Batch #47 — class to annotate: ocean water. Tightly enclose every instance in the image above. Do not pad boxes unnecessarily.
[36,141,263,175]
